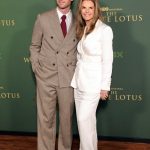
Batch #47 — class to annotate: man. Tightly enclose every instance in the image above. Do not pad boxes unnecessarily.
[29,0,77,150]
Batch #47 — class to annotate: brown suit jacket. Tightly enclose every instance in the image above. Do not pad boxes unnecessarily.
[30,9,77,87]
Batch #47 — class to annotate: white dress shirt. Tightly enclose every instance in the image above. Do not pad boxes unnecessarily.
[71,19,113,92]
[56,7,72,32]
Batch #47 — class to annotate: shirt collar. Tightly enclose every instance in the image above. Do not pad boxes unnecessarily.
[56,7,72,22]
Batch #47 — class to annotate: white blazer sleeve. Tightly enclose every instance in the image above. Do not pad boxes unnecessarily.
[101,26,113,91]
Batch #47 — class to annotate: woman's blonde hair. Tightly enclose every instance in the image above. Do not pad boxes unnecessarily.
[76,0,103,40]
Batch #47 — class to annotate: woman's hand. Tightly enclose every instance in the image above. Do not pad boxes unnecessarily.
[100,90,109,100]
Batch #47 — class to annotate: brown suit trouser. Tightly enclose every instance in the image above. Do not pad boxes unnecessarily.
[36,75,74,150]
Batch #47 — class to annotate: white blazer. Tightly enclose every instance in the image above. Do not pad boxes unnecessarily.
[71,20,113,92]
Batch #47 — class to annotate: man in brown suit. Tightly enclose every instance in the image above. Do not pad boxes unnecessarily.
[29,0,77,150]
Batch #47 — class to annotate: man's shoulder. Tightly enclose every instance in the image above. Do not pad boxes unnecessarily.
[39,8,56,18]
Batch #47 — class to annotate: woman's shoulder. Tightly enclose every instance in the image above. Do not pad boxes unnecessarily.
[96,19,112,30]
[95,20,113,39]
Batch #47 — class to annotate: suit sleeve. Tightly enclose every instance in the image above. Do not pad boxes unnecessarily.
[29,14,43,72]
[101,26,113,91]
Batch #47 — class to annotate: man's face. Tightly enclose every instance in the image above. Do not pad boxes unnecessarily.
[56,0,72,9]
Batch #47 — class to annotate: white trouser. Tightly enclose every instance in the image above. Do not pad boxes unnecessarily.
[74,89,100,150]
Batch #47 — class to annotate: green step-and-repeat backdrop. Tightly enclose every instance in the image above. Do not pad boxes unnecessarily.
[0,0,150,139]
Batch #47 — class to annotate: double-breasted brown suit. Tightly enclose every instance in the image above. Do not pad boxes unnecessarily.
[30,8,77,150]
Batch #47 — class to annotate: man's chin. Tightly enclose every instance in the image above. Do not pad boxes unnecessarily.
[58,5,70,10]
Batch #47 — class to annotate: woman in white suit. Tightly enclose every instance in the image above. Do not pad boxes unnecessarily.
[71,0,113,149]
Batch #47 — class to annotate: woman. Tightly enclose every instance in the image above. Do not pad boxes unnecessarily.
[71,0,113,149]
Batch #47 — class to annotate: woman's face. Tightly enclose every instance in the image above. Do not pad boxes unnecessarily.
[81,0,95,24]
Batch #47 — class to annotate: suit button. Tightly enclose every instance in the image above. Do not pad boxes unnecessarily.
[73,39,76,42]
[67,64,69,67]
[51,36,53,39]
[56,51,59,54]
[67,52,69,55]
[52,63,55,66]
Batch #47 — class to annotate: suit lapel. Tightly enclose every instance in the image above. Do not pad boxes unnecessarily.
[48,10,76,49]
[51,9,64,42]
